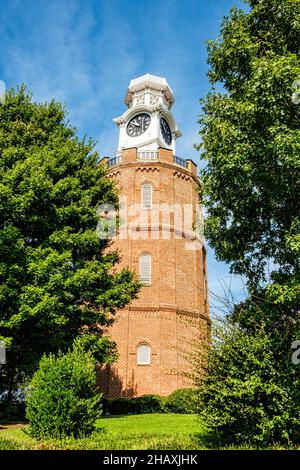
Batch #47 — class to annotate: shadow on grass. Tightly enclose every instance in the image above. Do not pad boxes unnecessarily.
[192,432,298,450]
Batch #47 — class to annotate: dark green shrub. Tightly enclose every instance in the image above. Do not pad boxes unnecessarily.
[196,320,299,445]
[101,397,109,415]
[106,398,135,415]
[104,395,166,415]
[165,388,196,414]
[0,401,26,423]
[26,347,102,439]
[134,395,165,414]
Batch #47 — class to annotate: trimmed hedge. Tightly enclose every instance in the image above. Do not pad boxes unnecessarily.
[134,395,165,414]
[105,397,136,415]
[164,389,196,414]
[103,395,164,415]
[102,389,195,415]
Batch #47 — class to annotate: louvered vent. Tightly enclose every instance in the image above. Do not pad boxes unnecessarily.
[141,183,152,209]
[139,253,152,285]
[137,344,151,365]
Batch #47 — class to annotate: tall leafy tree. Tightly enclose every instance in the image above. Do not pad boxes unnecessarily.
[0,87,139,398]
[196,0,300,445]
[197,0,300,288]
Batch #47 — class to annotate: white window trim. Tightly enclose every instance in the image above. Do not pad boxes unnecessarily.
[141,183,153,210]
[137,343,151,365]
[139,252,152,286]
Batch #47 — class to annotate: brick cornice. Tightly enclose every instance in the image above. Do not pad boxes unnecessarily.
[107,160,200,185]
[126,305,210,322]
[119,223,203,242]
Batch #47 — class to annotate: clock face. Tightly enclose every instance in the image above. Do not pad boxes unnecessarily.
[126,113,151,137]
[160,117,172,145]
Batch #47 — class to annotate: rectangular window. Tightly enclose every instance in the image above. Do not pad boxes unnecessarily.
[140,253,152,285]
[141,183,152,209]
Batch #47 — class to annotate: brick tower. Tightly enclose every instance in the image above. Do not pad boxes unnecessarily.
[99,74,209,398]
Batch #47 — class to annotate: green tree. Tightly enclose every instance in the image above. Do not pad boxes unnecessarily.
[0,86,139,400]
[197,0,300,288]
[195,0,300,445]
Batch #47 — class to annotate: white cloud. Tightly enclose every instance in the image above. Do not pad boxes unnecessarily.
[1,0,140,146]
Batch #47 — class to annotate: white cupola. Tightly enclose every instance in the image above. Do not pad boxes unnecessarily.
[113,73,182,155]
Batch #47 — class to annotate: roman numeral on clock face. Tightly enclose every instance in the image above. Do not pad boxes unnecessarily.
[127,113,151,137]
[160,117,172,145]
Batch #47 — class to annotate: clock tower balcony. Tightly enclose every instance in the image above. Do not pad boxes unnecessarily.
[103,147,197,178]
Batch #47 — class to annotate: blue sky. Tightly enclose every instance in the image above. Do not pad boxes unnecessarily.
[0,0,248,310]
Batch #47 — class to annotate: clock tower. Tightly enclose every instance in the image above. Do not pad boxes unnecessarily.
[114,73,182,156]
[98,74,210,398]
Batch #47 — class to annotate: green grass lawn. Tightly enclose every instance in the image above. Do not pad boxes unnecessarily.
[0,414,293,450]
[97,413,199,436]
[0,414,205,450]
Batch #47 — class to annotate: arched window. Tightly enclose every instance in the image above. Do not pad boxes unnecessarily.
[137,343,151,365]
[139,253,152,285]
[141,183,152,209]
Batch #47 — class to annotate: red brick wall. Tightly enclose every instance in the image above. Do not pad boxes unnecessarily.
[97,148,210,398]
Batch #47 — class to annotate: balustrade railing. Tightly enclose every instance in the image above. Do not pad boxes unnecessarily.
[138,151,158,160]
[173,155,188,168]
[108,153,188,169]
[108,156,122,168]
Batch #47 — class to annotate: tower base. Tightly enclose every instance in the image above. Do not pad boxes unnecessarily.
[97,306,209,398]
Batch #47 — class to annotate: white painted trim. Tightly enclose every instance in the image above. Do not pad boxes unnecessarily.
[141,183,153,210]
[137,343,151,365]
[139,252,152,285]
